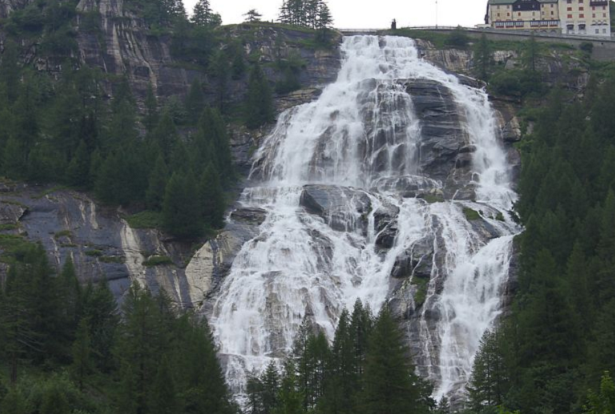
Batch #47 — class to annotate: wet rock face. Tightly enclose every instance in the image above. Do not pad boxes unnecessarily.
[300,185,371,233]
[405,79,470,191]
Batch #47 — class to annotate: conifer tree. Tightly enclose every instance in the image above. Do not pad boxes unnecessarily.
[0,387,27,414]
[0,40,20,104]
[71,318,93,391]
[185,79,205,124]
[192,0,221,27]
[474,34,493,81]
[146,155,169,211]
[199,164,226,230]
[66,140,91,189]
[468,330,509,412]
[321,309,359,414]
[363,307,432,414]
[244,9,263,22]
[80,279,118,373]
[275,361,303,414]
[149,357,178,414]
[144,84,159,132]
[246,63,275,129]
[162,172,204,238]
[209,50,231,112]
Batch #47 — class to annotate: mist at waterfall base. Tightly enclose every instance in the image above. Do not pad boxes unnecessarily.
[209,35,521,403]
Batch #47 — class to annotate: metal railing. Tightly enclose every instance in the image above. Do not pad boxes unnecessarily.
[338,26,615,42]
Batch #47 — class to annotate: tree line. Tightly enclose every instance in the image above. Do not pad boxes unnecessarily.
[0,243,237,414]
[246,302,435,414]
[462,59,615,413]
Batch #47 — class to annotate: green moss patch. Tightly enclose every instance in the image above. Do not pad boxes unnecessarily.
[463,207,481,221]
[142,255,174,267]
[411,277,430,309]
[125,211,163,230]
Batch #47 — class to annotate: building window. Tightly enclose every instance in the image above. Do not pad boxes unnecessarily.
[568,6,572,10]
[568,14,573,18]
[604,28,608,33]
[596,28,600,33]
[580,13,585,17]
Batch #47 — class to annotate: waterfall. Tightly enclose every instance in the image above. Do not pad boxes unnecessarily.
[209,35,521,403]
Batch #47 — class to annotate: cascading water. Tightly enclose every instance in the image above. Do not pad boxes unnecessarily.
[209,35,521,403]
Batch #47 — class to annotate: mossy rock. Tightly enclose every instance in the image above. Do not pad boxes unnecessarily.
[463,207,481,221]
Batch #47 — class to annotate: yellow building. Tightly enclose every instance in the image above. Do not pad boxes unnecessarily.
[559,0,610,36]
[486,0,611,36]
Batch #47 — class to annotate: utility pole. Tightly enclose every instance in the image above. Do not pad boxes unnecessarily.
[435,0,439,29]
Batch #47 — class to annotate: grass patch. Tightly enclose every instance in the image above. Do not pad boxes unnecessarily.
[0,223,19,231]
[0,234,36,263]
[54,230,72,239]
[34,185,68,199]
[99,256,125,264]
[463,207,481,221]
[411,277,429,308]
[124,211,163,230]
[85,249,103,257]
[420,194,445,204]
[1,199,28,209]
[142,255,174,267]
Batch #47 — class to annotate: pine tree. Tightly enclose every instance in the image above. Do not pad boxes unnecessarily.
[149,357,178,414]
[279,0,291,24]
[66,140,91,188]
[146,155,169,211]
[274,361,303,414]
[162,172,204,239]
[80,279,118,373]
[208,50,230,112]
[0,387,27,414]
[246,63,275,129]
[474,34,493,81]
[0,40,20,104]
[321,310,359,414]
[144,84,159,132]
[185,79,205,124]
[244,9,263,22]
[192,0,212,26]
[316,1,333,43]
[468,330,509,412]
[71,318,93,391]
[363,307,432,414]
[199,164,226,230]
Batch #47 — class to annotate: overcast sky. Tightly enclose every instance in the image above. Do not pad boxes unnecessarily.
[182,0,489,29]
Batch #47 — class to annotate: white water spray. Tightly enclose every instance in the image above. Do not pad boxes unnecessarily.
[209,35,520,402]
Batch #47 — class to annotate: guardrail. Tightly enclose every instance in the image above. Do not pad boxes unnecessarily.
[339,26,615,42]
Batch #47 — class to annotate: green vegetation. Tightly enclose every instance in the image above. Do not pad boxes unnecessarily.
[0,223,20,231]
[421,193,445,204]
[463,207,481,221]
[124,211,163,229]
[247,302,434,414]
[142,255,174,267]
[465,64,615,412]
[411,276,429,308]
[0,248,236,413]
[84,249,103,257]
[54,230,73,239]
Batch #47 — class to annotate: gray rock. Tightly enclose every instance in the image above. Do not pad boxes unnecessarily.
[231,207,268,226]
[300,185,371,232]
[0,201,27,224]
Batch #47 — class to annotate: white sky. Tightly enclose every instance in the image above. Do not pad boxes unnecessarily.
[182,0,489,29]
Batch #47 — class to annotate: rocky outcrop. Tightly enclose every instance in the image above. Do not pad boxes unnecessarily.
[0,184,261,305]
